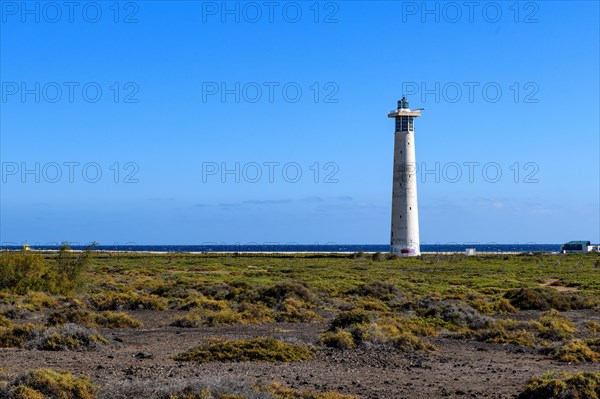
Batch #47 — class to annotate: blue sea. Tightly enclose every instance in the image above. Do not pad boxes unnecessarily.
[1,244,563,253]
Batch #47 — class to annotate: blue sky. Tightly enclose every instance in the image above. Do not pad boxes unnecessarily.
[1,1,599,245]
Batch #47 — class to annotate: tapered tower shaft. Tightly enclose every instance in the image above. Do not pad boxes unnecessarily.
[388,97,421,256]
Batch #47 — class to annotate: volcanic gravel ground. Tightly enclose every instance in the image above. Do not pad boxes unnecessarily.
[2,310,599,398]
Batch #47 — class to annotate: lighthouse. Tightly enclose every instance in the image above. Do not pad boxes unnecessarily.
[388,97,422,256]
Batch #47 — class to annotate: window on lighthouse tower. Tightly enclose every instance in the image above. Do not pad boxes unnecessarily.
[401,117,408,131]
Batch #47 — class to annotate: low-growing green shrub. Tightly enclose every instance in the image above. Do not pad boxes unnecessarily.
[587,321,600,334]
[351,297,390,312]
[47,309,94,326]
[320,330,356,349]
[165,387,242,399]
[0,314,11,327]
[347,281,401,301]
[186,282,323,325]
[330,310,373,330]
[237,302,275,324]
[89,292,167,311]
[371,252,386,262]
[504,287,594,311]
[418,300,493,329]
[94,311,143,328]
[465,311,581,349]
[171,303,274,328]
[396,317,450,337]
[267,382,359,399]
[196,282,237,301]
[1,307,30,320]
[364,322,435,350]
[323,311,437,351]
[463,319,542,347]
[48,309,143,328]
[175,337,314,363]
[587,337,600,350]
[517,371,600,399]
[0,369,97,399]
[532,310,576,341]
[552,340,600,363]
[470,298,517,314]
[23,292,59,310]
[177,293,229,311]
[479,328,540,347]
[392,331,438,352]
[95,378,356,399]
[0,323,41,348]
[259,282,319,307]
[171,309,243,328]
[28,324,109,351]
[349,251,365,260]
[274,298,323,323]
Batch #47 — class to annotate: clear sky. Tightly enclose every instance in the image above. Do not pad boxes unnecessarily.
[1,1,599,246]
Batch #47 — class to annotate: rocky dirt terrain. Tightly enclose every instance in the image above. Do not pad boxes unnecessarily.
[2,309,599,398]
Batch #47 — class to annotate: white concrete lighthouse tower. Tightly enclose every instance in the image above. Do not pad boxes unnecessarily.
[389,97,422,256]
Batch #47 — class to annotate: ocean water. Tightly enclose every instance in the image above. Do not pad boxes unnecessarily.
[1,244,563,253]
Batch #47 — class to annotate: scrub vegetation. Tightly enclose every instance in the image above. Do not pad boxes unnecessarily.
[516,371,600,399]
[0,244,93,295]
[0,370,357,399]
[0,369,97,399]
[174,337,315,363]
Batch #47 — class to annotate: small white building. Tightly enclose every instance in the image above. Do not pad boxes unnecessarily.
[560,241,593,253]
[465,248,476,256]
